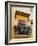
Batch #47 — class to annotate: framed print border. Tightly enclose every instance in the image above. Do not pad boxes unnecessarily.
[5,1,37,45]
